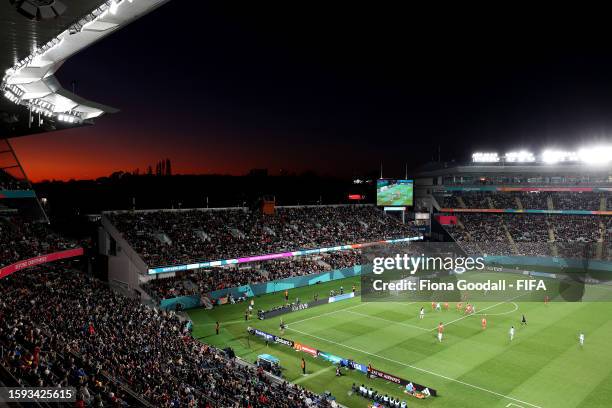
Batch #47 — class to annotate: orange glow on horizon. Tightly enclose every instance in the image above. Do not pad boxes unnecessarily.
[9,124,324,182]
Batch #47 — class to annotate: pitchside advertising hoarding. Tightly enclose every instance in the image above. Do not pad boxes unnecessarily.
[376,179,413,207]
[247,327,437,396]
[360,242,612,303]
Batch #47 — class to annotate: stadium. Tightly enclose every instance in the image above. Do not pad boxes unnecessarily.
[2,2,612,408]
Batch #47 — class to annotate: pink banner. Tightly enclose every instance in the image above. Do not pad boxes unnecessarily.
[0,248,84,279]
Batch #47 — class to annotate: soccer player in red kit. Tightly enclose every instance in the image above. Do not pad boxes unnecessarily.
[481,316,487,330]
[444,302,449,311]
[465,304,473,315]
[437,322,444,342]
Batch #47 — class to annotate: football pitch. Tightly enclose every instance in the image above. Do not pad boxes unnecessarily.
[189,276,612,408]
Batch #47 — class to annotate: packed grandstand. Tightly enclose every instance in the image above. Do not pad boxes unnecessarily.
[0,263,335,407]
[433,189,612,258]
[1,202,417,407]
[4,0,612,406]
[0,215,79,268]
[2,158,612,406]
[107,206,418,268]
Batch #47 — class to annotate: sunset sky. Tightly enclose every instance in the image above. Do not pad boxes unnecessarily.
[10,3,612,181]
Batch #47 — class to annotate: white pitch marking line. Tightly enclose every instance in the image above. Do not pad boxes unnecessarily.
[293,365,335,384]
[474,302,518,317]
[288,302,366,326]
[289,301,417,327]
[286,326,543,408]
[507,403,525,408]
[431,294,525,331]
[345,310,430,332]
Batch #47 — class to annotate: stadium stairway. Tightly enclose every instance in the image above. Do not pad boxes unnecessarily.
[457,196,467,208]
[195,230,211,241]
[547,220,559,257]
[596,220,605,258]
[547,195,555,210]
[486,196,494,209]
[515,195,524,210]
[455,217,472,240]
[154,232,171,244]
[230,228,246,238]
[430,195,442,211]
[600,196,607,211]
[502,223,519,255]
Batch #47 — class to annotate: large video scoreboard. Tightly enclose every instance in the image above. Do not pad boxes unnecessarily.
[376,179,413,206]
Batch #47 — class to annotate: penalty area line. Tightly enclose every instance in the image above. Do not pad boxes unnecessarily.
[344,309,430,332]
[286,326,543,408]
[432,294,526,331]
[288,302,366,327]
[474,302,519,317]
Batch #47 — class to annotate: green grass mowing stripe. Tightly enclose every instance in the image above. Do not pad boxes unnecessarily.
[577,367,612,408]
[253,300,539,406]
[344,308,430,331]
[283,297,546,407]
[500,304,612,408]
[189,274,612,407]
[285,325,543,408]
[288,302,366,326]
[446,302,610,408]
[430,297,525,331]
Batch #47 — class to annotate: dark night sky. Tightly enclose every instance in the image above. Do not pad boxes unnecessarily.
[11,3,612,181]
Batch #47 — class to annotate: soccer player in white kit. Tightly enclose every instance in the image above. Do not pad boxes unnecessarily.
[509,325,515,341]
[579,331,585,346]
[419,307,425,320]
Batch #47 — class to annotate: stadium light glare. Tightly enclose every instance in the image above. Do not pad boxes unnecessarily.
[472,152,499,163]
[109,0,119,14]
[542,150,578,164]
[578,146,612,164]
[505,151,535,163]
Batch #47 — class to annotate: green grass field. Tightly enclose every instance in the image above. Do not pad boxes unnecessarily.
[189,276,612,408]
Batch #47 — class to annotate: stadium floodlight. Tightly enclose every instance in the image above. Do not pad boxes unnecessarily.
[1,0,166,122]
[578,146,612,165]
[472,152,499,163]
[109,0,119,15]
[542,150,579,164]
[505,151,535,163]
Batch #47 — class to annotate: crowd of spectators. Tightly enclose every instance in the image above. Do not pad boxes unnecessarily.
[142,250,362,301]
[445,213,607,258]
[1,265,336,407]
[454,192,490,209]
[0,170,30,191]
[0,216,78,268]
[438,191,607,210]
[550,192,602,210]
[445,213,511,256]
[108,206,417,267]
